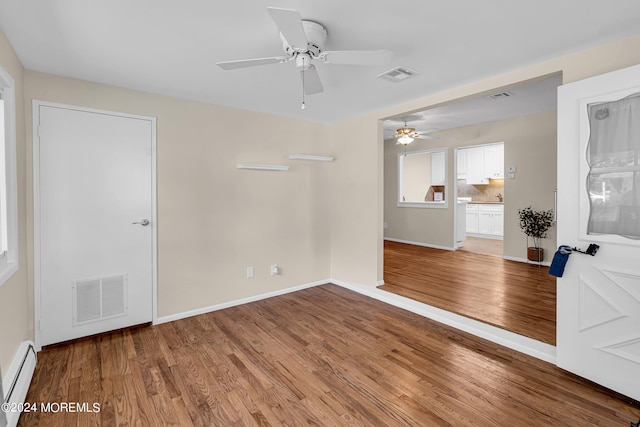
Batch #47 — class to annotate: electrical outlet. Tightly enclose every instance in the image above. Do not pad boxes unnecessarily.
[270,264,279,276]
[247,267,254,278]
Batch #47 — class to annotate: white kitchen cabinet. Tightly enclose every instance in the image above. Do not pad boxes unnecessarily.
[465,148,488,184]
[459,143,504,183]
[483,144,504,178]
[456,150,467,179]
[431,151,446,185]
[466,203,503,237]
[465,203,479,233]
[478,204,504,237]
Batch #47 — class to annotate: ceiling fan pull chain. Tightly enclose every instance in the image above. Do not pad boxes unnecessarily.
[301,56,306,110]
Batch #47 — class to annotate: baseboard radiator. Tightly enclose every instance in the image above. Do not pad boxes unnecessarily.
[1,341,36,427]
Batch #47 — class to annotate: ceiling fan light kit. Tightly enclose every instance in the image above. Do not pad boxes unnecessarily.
[216,7,393,109]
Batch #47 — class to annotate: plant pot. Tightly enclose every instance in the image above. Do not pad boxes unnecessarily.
[527,247,544,262]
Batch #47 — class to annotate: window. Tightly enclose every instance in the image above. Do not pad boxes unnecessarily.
[0,65,18,286]
[397,148,447,208]
[586,92,640,239]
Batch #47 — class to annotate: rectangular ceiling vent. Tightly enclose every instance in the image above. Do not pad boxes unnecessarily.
[486,91,514,100]
[378,66,419,83]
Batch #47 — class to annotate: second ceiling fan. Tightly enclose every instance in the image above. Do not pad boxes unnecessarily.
[217,7,393,106]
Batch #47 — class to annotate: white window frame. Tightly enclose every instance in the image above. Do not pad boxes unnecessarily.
[0,66,19,286]
[397,148,449,209]
[579,86,640,246]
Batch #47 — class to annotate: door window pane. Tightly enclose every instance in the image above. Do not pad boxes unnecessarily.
[587,93,640,239]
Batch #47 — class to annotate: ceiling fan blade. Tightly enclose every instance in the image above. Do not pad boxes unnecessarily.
[267,7,308,49]
[319,49,393,66]
[300,64,324,95]
[217,56,289,70]
[415,128,439,135]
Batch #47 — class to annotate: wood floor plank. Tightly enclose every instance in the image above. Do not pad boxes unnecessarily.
[380,240,556,344]
[19,284,639,426]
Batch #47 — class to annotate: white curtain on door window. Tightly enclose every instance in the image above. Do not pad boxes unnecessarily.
[586,92,640,239]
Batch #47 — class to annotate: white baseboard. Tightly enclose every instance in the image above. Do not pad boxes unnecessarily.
[384,237,455,252]
[2,341,37,427]
[330,279,557,364]
[155,279,329,325]
[466,233,503,241]
[503,255,551,267]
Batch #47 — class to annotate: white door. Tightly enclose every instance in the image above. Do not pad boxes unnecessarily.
[34,102,156,347]
[557,64,640,401]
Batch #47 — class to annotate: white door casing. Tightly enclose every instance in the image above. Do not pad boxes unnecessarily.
[557,64,640,401]
[33,102,157,348]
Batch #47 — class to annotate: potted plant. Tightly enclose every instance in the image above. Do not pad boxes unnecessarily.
[518,206,555,262]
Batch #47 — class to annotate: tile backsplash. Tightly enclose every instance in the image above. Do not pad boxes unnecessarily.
[457,178,504,203]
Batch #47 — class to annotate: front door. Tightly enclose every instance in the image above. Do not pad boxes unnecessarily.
[557,64,640,401]
[34,102,156,347]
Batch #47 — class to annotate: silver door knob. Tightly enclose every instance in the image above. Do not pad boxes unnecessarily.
[132,219,150,226]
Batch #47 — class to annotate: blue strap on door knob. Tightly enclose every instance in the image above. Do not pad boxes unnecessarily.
[549,245,572,277]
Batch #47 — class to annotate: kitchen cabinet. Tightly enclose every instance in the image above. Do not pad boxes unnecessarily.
[457,150,467,179]
[466,203,479,233]
[431,151,446,185]
[466,203,503,237]
[483,144,504,178]
[478,204,504,236]
[465,148,488,184]
[459,143,504,184]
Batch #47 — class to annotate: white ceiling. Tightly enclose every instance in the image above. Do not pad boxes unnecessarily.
[383,74,562,139]
[1,1,639,124]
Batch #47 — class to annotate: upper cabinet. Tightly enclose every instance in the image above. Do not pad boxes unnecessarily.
[483,144,504,178]
[458,143,504,184]
[431,151,446,185]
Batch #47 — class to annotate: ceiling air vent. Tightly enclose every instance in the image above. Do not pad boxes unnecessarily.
[485,91,514,100]
[378,66,419,83]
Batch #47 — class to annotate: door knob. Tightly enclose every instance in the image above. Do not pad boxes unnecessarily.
[132,219,150,226]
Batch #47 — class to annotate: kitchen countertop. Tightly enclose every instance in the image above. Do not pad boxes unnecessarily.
[467,201,504,204]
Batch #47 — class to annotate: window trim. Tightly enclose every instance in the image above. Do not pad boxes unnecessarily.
[0,65,19,287]
[579,87,640,246]
[397,148,449,209]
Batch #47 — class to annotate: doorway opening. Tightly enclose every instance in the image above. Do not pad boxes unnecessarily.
[381,73,561,344]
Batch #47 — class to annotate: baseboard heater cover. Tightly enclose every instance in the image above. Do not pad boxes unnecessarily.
[1,341,36,427]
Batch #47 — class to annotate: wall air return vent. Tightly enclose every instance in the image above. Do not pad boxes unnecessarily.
[378,66,419,83]
[485,91,514,100]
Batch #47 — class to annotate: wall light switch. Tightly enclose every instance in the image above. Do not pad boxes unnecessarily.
[507,166,517,173]
[270,264,279,276]
[247,267,254,278]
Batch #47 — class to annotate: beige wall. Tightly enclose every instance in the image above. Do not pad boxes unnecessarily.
[2,27,640,374]
[0,31,30,376]
[330,34,640,286]
[384,110,557,260]
[24,71,332,318]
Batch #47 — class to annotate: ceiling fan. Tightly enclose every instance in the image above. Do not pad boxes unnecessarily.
[217,7,393,108]
[385,116,439,145]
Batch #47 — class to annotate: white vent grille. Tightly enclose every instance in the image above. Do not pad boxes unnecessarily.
[378,66,419,83]
[73,274,127,325]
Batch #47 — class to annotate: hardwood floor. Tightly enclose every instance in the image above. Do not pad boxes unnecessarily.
[19,285,639,426]
[380,240,556,345]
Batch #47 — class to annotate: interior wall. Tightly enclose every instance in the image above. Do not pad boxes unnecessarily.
[384,143,453,249]
[384,110,557,260]
[0,30,29,377]
[24,71,332,318]
[330,34,640,287]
